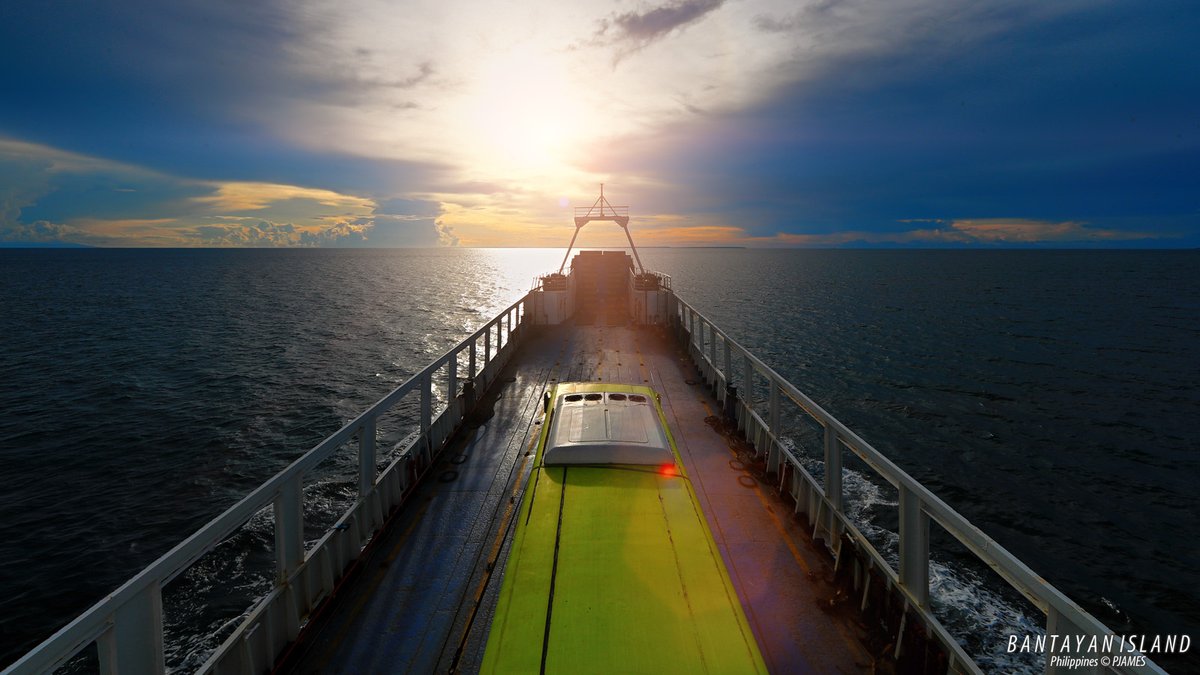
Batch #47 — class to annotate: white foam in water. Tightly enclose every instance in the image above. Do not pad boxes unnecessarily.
[780,436,1044,672]
[163,507,274,672]
[929,560,1045,674]
[164,461,372,671]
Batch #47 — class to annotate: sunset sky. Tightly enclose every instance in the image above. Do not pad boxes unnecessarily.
[1,0,1197,248]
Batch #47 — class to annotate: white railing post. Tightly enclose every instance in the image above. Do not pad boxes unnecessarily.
[469,338,477,380]
[97,584,165,675]
[420,372,432,433]
[823,424,843,535]
[448,352,458,404]
[899,484,929,607]
[358,417,376,498]
[723,338,732,385]
[768,380,781,433]
[742,354,754,413]
[274,475,304,583]
[484,323,492,363]
[708,323,717,367]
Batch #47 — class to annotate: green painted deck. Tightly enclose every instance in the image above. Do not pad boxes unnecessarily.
[482,383,767,674]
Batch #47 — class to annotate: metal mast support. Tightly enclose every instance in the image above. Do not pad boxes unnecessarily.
[558,184,644,274]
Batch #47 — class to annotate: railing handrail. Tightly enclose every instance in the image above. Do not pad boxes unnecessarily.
[670,293,1166,674]
[3,294,530,675]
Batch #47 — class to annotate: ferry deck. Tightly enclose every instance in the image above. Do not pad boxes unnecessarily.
[278,285,874,673]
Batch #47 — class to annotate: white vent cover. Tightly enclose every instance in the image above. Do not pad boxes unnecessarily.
[542,392,674,466]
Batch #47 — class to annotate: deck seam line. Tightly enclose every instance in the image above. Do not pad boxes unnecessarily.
[539,467,567,675]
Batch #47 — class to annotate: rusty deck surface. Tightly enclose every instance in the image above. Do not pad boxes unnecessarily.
[281,319,873,674]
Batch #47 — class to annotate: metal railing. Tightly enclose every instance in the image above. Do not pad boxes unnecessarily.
[4,298,529,675]
[7,281,1170,675]
[669,293,1166,675]
[573,205,629,218]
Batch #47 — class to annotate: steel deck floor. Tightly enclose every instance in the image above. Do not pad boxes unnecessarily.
[282,321,872,674]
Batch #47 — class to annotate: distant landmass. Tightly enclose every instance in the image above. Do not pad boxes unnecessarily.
[0,241,94,248]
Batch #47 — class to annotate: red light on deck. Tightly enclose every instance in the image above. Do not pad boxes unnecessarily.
[658,463,678,477]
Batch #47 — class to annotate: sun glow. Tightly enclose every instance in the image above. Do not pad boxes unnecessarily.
[459,45,592,176]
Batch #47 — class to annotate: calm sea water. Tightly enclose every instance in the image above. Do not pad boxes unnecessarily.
[1,248,1196,671]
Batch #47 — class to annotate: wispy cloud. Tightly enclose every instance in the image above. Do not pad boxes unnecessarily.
[192,182,375,213]
[752,0,837,34]
[596,0,725,48]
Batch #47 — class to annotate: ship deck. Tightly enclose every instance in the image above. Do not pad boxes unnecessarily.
[281,316,873,673]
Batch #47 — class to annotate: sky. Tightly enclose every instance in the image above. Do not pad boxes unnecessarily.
[0,0,1197,248]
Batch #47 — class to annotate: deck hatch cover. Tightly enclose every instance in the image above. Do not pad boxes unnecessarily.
[544,391,672,466]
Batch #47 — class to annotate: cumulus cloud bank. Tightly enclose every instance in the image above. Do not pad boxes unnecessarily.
[0,139,446,247]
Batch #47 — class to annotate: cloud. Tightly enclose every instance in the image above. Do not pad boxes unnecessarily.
[752,0,838,34]
[192,182,375,213]
[579,1,1200,247]
[3,2,1197,248]
[748,219,1172,247]
[597,0,724,47]
[0,138,448,247]
[0,139,128,246]
[931,219,1159,244]
[190,217,372,247]
[607,215,1175,248]
[0,220,84,244]
[380,61,434,90]
[435,219,460,246]
[637,224,744,243]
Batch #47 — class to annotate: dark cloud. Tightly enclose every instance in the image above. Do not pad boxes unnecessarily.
[0,1,446,195]
[594,1,1200,246]
[752,0,837,33]
[1,1,297,129]
[591,0,723,57]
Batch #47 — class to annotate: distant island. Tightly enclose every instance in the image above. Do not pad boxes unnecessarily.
[0,241,94,249]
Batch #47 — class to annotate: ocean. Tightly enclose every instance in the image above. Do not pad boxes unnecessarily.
[1,247,1196,672]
